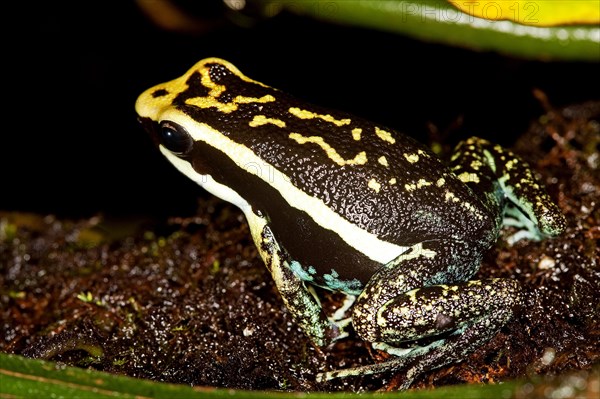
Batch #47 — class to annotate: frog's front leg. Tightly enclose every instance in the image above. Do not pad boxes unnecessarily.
[248,214,341,346]
[450,137,566,242]
[320,240,522,388]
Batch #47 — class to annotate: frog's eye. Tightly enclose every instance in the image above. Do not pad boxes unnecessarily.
[158,121,194,155]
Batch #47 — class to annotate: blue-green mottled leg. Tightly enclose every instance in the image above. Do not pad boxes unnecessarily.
[258,225,340,346]
[350,240,484,344]
[450,137,566,240]
[320,280,520,388]
[318,241,522,388]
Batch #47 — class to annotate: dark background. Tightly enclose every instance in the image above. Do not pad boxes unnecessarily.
[4,1,599,218]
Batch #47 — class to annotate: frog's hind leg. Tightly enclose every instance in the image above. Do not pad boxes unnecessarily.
[450,137,566,241]
[318,240,522,389]
[321,278,521,389]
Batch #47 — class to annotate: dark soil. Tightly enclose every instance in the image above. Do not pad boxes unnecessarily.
[1,99,599,392]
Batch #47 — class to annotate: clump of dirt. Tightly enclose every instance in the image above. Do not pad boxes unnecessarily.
[1,100,598,392]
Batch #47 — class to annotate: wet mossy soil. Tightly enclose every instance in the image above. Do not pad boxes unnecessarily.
[1,100,599,392]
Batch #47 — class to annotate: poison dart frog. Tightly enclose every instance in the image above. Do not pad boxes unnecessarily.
[135,58,565,389]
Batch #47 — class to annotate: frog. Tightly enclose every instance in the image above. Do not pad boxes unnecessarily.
[135,58,566,389]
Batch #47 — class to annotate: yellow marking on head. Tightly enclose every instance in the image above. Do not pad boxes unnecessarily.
[199,65,225,96]
[436,178,445,187]
[187,94,274,113]
[403,153,419,163]
[374,127,396,144]
[249,115,286,128]
[368,179,381,193]
[288,107,351,126]
[389,178,397,185]
[289,133,367,166]
[457,172,480,184]
[186,96,237,113]
[378,156,389,167]
[184,60,275,113]
[135,85,182,120]
[135,57,276,122]
[237,94,275,105]
[352,128,362,141]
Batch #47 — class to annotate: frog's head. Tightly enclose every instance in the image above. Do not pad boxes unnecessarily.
[137,57,241,152]
[135,57,277,170]
[135,57,288,213]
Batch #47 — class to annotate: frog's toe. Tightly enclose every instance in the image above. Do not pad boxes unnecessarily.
[316,353,414,383]
[537,205,567,237]
[503,201,566,243]
[316,340,442,388]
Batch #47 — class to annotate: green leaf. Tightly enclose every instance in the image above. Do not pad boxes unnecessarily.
[1,353,597,398]
[256,0,600,61]
[0,352,498,398]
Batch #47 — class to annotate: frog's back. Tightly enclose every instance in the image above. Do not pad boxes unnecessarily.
[163,60,492,238]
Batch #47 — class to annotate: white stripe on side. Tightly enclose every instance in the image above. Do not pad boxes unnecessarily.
[158,111,407,264]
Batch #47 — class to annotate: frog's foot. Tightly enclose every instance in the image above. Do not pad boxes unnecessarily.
[451,137,566,241]
[317,339,446,390]
[316,340,441,385]
[318,294,517,389]
[503,203,545,244]
[324,265,522,389]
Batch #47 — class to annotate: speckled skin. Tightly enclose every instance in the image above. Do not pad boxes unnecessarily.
[135,58,566,389]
